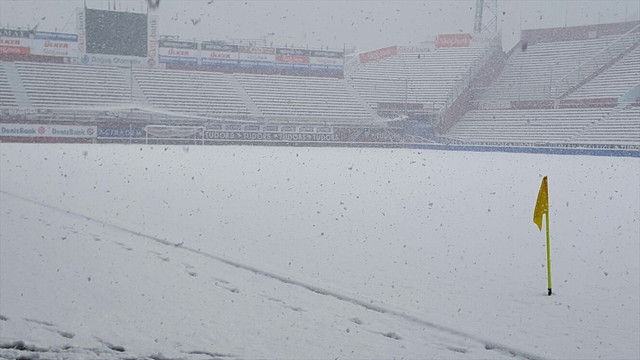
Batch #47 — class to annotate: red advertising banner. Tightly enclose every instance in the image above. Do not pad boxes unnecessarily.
[435,33,472,48]
[358,45,397,64]
[0,45,30,55]
[276,55,310,64]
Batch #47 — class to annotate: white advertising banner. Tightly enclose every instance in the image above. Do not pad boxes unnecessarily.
[237,51,275,62]
[30,38,77,57]
[76,7,86,53]
[0,36,77,57]
[0,124,97,138]
[147,15,158,61]
[158,47,198,58]
[78,53,155,68]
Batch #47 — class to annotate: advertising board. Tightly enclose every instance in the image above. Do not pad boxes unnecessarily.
[97,125,145,138]
[79,53,155,68]
[76,7,85,53]
[158,40,198,65]
[237,46,276,65]
[0,124,96,138]
[0,31,78,57]
[358,45,397,64]
[147,15,158,60]
[201,43,238,65]
[435,33,472,48]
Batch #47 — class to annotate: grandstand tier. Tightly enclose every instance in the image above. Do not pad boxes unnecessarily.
[234,73,374,122]
[132,68,251,118]
[348,45,490,113]
[444,108,614,144]
[567,46,640,100]
[14,61,132,109]
[0,62,19,109]
[474,21,640,109]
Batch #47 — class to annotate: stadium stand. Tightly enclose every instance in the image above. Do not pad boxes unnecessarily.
[477,33,638,107]
[132,68,251,118]
[569,105,640,146]
[444,108,612,145]
[14,61,133,109]
[233,73,374,123]
[1,14,638,150]
[440,22,640,149]
[566,46,640,100]
[348,46,489,114]
[0,62,19,109]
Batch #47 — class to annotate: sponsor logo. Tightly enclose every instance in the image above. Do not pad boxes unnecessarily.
[309,50,343,58]
[0,45,29,55]
[276,54,310,64]
[202,43,237,52]
[0,39,20,45]
[239,46,275,54]
[276,48,309,56]
[158,40,197,49]
[147,58,156,67]
[44,41,69,48]
[435,33,472,48]
[147,16,158,58]
[0,28,32,38]
[0,126,36,135]
[167,48,190,56]
[38,126,45,134]
[76,8,85,52]
[80,54,90,64]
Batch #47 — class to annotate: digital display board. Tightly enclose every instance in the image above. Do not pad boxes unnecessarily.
[86,9,147,57]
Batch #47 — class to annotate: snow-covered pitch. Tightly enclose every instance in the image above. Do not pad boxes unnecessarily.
[1,144,638,359]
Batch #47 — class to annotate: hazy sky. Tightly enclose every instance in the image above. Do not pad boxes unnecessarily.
[0,0,638,51]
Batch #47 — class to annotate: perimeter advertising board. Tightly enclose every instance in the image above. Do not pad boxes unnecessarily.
[435,33,472,48]
[0,29,78,58]
[78,53,156,68]
[308,49,343,71]
[0,124,96,138]
[158,39,198,65]
[203,126,426,144]
[276,48,310,69]
[238,45,276,67]
[0,37,30,56]
[359,46,397,64]
[97,125,145,139]
[201,43,238,66]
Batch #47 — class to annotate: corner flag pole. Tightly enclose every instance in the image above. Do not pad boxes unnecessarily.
[545,198,552,296]
[533,176,552,296]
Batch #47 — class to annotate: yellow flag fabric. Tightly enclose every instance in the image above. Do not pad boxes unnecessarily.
[533,176,548,231]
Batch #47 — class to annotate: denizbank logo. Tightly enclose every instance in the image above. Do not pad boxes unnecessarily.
[1,126,37,135]
[0,124,97,138]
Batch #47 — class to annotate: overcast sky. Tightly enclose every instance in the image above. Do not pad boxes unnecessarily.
[1,0,638,51]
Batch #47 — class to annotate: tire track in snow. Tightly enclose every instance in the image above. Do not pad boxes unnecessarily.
[2,191,546,360]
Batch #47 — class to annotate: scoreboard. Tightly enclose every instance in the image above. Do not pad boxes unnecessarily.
[85,8,148,57]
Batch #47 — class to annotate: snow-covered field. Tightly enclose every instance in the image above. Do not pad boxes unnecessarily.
[1,143,638,360]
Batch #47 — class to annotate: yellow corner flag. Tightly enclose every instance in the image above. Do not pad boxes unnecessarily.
[533,176,552,295]
[533,176,548,231]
